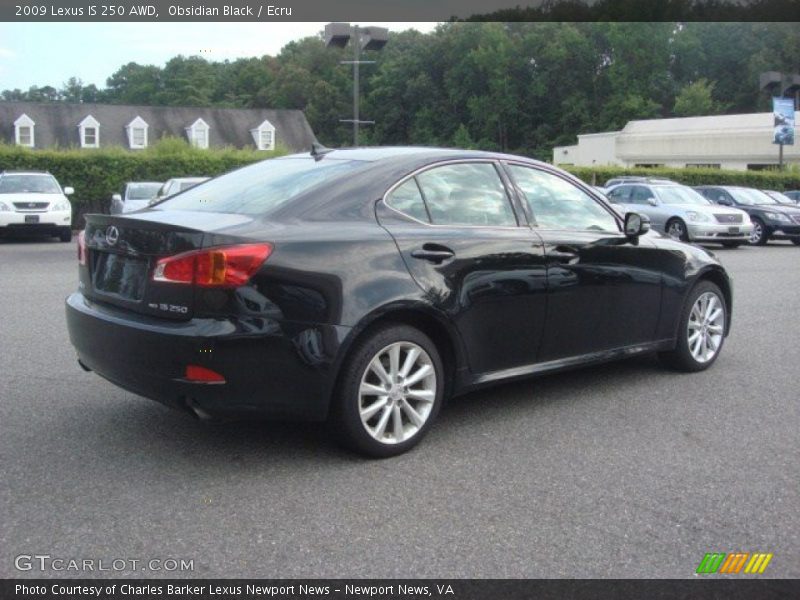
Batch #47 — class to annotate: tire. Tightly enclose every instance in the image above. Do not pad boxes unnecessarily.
[666,218,689,242]
[791,238,800,246]
[721,241,741,248]
[659,280,727,372]
[748,218,768,246]
[59,228,72,243]
[329,323,444,458]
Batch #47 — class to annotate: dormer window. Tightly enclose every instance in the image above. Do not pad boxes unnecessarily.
[250,119,276,151]
[126,116,148,149]
[186,118,209,149]
[79,115,100,148]
[14,114,35,147]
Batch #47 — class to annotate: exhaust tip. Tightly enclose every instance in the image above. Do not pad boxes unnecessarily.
[186,398,214,421]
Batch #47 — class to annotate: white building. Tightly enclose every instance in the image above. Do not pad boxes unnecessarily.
[553,111,800,171]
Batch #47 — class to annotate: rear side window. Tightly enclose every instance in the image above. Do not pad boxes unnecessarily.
[415,163,516,226]
[155,158,365,215]
[607,186,631,203]
[386,178,430,222]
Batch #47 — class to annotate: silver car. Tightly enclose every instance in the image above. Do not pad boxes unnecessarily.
[606,182,752,247]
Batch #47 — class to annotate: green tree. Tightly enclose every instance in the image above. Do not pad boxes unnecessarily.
[673,79,725,117]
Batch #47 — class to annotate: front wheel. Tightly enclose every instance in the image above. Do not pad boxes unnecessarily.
[666,218,689,242]
[659,280,727,372]
[748,218,768,245]
[791,238,800,246]
[330,324,444,458]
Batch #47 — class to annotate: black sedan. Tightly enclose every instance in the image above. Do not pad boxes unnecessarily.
[66,148,733,457]
[695,185,800,246]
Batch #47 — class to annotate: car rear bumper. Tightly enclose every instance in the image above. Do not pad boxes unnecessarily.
[688,221,752,242]
[65,292,348,421]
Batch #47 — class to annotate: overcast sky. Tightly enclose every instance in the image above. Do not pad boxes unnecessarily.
[0,22,439,91]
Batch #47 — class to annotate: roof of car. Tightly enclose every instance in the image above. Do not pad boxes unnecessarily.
[279,146,541,164]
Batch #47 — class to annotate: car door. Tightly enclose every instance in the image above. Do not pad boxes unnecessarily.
[376,160,548,375]
[504,163,663,361]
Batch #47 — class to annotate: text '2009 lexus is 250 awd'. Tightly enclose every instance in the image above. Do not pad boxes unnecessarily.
[66,147,732,457]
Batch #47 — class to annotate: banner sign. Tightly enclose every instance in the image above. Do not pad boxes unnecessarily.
[773,97,795,145]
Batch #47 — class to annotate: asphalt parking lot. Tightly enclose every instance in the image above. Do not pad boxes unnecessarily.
[0,237,798,579]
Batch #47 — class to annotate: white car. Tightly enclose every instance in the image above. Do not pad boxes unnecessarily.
[110,181,163,214]
[0,171,74,242]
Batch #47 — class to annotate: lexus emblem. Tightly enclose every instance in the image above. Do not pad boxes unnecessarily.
[105,226,119,246]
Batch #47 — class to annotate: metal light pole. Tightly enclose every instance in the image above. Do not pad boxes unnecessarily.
[325,23,388,146]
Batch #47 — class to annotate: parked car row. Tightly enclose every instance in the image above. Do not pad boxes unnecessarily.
[602,177,800,247]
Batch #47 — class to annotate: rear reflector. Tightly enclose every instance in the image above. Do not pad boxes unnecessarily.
[154,243,272,287]
[185,365,226,384]
[77,230,87,265]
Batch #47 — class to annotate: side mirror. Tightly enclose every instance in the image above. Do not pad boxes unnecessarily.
[717,197,732,206]
[646,197,658,206]
[111,193,122,203]
[63,187,74,196]
[624,212,651,238]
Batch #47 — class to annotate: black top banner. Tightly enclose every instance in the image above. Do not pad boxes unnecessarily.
[0,0,799,22]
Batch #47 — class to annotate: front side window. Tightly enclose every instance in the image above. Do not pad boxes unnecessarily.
[155,158,365,215]
[606,186,631,203]
[509,165,619,232]
[415,162,516,227]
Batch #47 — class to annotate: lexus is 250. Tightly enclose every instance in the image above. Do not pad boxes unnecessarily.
[66,147,733,457]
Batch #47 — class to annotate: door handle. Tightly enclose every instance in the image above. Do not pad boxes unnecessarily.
[548,246,579,264]
[411,244,455,264]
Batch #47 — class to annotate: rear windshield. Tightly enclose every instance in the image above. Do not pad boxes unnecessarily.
[0,174,62,194]
[154,158,365,215]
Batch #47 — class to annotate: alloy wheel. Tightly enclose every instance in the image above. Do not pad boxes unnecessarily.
[687,292,725,363]
[358,341,437,445]
[750,221,763,244]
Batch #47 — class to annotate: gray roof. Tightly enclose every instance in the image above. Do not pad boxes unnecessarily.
[0,102,317,152]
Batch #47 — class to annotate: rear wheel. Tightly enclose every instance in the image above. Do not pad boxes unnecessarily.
[666,218,689,242]
[330,324,443,458]
[659,280,726,372]
[748,218,768,245]
[791,238,800,246]
[59,228,72,243]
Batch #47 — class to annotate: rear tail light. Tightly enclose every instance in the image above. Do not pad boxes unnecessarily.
[77,230,87,265]
[153,243,272,287]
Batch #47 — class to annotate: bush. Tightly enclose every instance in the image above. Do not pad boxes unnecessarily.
[0,137,288,226]
[563,165,800,190]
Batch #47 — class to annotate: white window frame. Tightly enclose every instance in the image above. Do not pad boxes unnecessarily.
[14,114,35,147]
[79,115,100,148]
[250,119,276,151]
[126,116,149,149]
[186,118,210,149]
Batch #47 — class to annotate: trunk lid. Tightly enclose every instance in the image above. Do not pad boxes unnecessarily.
[81,211,256,320]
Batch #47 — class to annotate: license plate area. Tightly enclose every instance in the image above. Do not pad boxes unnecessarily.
[92,252,149,301]
[728,227,740,233]
[24,215,39,223]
